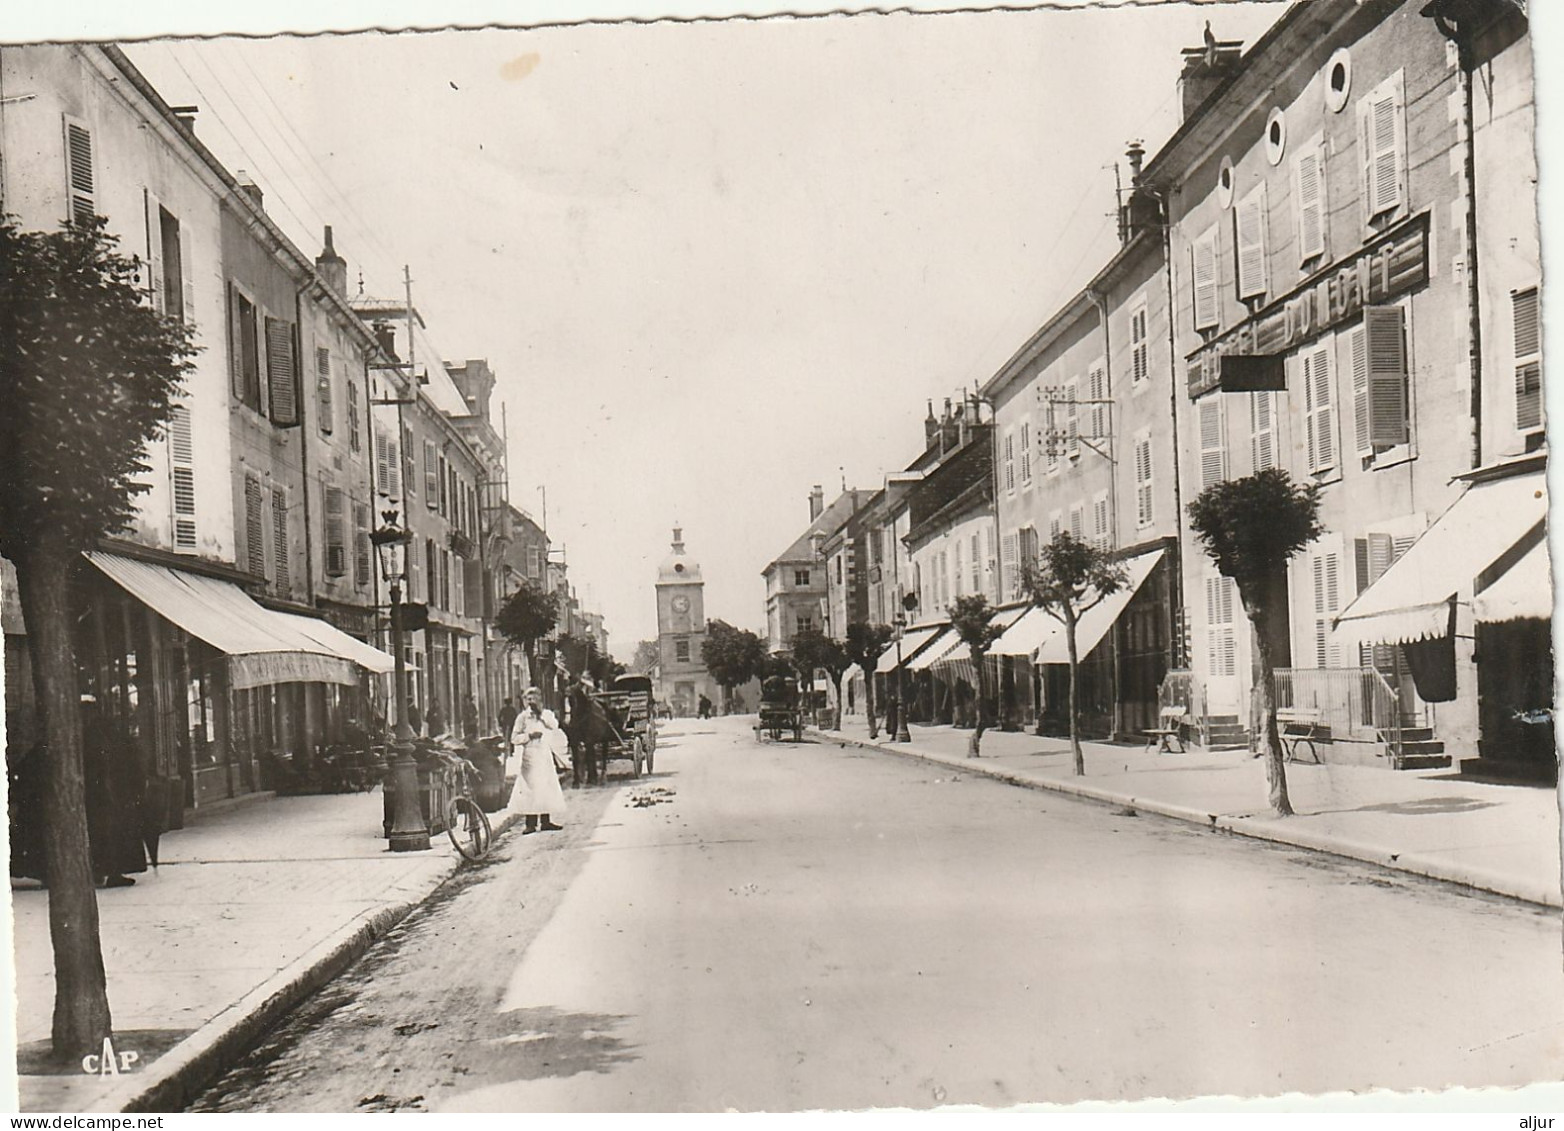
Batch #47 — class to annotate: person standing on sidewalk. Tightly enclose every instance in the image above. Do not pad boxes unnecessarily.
[508,687,566,833]
[497,696,518,758]
[427,698,446,740]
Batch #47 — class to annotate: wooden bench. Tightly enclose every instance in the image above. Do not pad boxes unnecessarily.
[1143,705,1187,754]
[1275,707,1327,763]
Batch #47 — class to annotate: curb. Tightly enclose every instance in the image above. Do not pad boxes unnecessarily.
[821,730,1561,910]
[101,810,521,1113]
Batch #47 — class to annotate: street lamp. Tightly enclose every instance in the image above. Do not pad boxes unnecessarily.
[895,590,919,743]
[372,508,429,853]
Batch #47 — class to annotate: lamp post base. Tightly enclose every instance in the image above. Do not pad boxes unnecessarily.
[386,742,430,852]
[895,724,911,743]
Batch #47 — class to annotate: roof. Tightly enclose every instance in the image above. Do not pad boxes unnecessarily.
[764,490,864,571]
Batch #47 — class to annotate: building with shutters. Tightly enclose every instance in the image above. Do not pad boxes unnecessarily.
[762,487,867,654]
[1142,0,1540,767]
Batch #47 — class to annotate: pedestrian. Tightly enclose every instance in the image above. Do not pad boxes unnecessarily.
[883,693,899,738]
[427,697,446,739]
[508,686,567,833]
[462,695,479,741]
[407,700,423,737]
[82,696,147,888]
[698,693,712,720]
[497,696,518,757]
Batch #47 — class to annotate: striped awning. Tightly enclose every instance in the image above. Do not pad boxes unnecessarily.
[1035,548,1164,664]
[874,623,946,673]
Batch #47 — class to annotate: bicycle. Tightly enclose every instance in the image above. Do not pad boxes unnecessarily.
[438,749,493,861]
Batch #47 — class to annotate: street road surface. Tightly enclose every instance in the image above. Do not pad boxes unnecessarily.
[192,716,1564,1112]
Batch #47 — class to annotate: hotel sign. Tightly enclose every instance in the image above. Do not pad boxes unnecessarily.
[1187,211,1430,399]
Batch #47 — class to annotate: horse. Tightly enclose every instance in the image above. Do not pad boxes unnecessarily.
[564,681,616,787]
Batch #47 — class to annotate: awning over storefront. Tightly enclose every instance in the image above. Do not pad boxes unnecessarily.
[989,605,1055,658]
[1334,469,1547,647]
[906,627,959,672]
[86,552,392,689]
[1473,538,1553,624]
[923,606,1031,672]
[874,623,945,673]
[1035,548,1165,664]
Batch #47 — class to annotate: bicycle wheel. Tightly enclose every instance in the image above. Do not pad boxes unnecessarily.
[446,796,492,861]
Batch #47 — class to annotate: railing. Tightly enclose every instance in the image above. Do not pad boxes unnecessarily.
[1272,666,1410,761]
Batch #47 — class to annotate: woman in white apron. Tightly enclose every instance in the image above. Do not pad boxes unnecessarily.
[508,686,568,833]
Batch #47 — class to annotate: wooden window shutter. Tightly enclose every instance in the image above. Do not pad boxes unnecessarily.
[245,476,266,577]
[1359,75,1404,221]
[1193,229,1219,330]
[1304,344,1335,472]
[402,422,417,498]
[325,487,347,577]
[353,502,371,587]
[1088,362,1107,439]
[179,221,196,323]
[1069,505,1084,540]
[1130,306,1149,384]
[1134,435,1154,527]
[1295,145,1325,262]
[1065,380,1080,460]
[1019,422,1031,485]
[374,426,391,497]
[143,191,165,315]
[346,375,361,452]
[1250,392,1276,472]
[1234,185,1268,300]
[272,488,290,593]
[425,440,440,505]
[1350,323,1372,456]
[1312,551,1341,668]
[266,317,299,427]
[1513,287,1542,431]
[1364,306,1408,447]
[316,346,333,434]
[228,284,245,401]
[169,405,197,552]
[385,427,401,500]
[63,116,95,227]
[1198,396,1225,489]
[1093,495,1109,550]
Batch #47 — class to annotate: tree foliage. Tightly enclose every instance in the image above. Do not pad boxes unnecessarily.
[948,595,1007,756]
[1189,468,1323,816]
[630,639,660,674]
[703,619,767,693]
[495,581,559,654]
[790,627,850,727]
[1019,531,1127,775]
[0,214,197,1059]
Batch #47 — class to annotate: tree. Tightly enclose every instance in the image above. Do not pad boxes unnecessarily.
[702,619,766,706]
[1019,531,1128,776]
[0,215,197,1059]
[789,627,850,728]
[1188,468,1323,817]
[494,580,558,685]
[947,595,1007,758]
[843,623,893,738]
[630,639,660,674]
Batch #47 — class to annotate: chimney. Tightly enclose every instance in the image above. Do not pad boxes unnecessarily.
[924,400,940,448]
[1120,141,1163,242]
[234,169,264,210]
[372,321,399,362]
[1179,24,1244,122]
[808,485,824,522]
[445,358,496,421]
[169,105,198,132]
[316,225,348,297]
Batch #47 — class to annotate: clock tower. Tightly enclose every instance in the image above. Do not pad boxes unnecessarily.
[655,527,714,716]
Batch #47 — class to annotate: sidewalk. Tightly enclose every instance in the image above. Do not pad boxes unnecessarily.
[826,717,1563,909]
[8,785,516,1113]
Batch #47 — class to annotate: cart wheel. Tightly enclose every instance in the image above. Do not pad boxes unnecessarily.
[632,737,644,778]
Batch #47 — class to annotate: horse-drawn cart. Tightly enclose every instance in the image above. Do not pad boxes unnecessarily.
[756,673,804,742]
[574,674,659,781]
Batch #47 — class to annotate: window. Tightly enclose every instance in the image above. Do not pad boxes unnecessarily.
[314,346,333,434]
[452,551,464,614]
[424,440,439,508]
[354,503,372,588]
[63,115,96,227]
[675,639,691,663]
[1302,340,1336,474]
[245,476,265,577]
[1129,301,1149,386]
[1133,432,1154,528]
[230,286,261,411]
[795,615,813,636]
[1234,184,1268,301]
[1092,492,1109,551]
[1312,549,1343,667]
[402,423,417,498]
[1193,227,1219,331]
[1205,574,1237,677]
[1294,137,1327,263]
[272,489,290,593]
[953,541,964,598]
[265,317,299,427]
[168,405,197,552]
[151,204,189,322]
[325,487,347,577]
[426,539,438,609]
[1043,391,1060,473]
[528,546,541,578]
[836,555,844,584]
[1358,71,1406,224]
[1001,532,1019,590]
[1018,422,1031,486]
[794,569,811,587]
[1004,430,1016,492]
[1086,362,1107,442]
[1198,396,1227,490]
[1513,286,1542,432]
[970,533,981,591]
[346,376,362,453]
[441,549,452,610]
[1251,391,1277,472]
[1068,505,1084,540]
[1065,379,1081,460]
[1018,526,1039,577]
[1048,511,1062,541]
[1350,306,1409,457]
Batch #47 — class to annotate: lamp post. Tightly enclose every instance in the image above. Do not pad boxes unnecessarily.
[372,509,430,853]
[895,591,919,743]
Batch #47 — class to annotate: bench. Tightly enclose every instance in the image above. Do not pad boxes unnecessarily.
[1275,707,1327,763]
[1143,705,1187,754]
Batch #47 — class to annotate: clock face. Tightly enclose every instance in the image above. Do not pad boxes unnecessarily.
[671,595,690,614]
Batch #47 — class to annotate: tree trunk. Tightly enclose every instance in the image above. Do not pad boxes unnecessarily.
[865,667,879,739]
[968,648,987,758]
[15,540,114,1060]
[1247,603,1294,816]
[1066,609,1084,776]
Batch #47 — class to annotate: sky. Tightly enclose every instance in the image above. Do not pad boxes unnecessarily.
[17,0,1531,659]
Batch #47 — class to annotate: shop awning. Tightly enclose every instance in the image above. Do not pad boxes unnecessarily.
[1035,548,1165,664]
[990,605,1058,658]
[874,623,945,673]
[272,610,396,674]
[1473,538,1553,624]
[906,627,960,671]
[1334,469,1548,647]
[924,606,1031,670]
[86,552,390,689]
